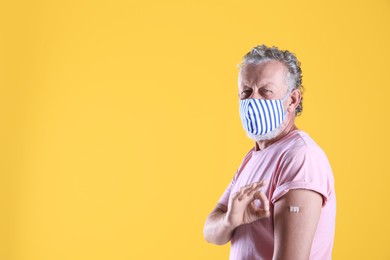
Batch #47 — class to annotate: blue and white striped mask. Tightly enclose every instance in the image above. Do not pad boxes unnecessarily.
[239,95,289,138]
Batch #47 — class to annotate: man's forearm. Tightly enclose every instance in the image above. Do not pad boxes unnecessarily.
[203,209,235,245]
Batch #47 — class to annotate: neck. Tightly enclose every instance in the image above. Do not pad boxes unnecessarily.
[255,118,298,151]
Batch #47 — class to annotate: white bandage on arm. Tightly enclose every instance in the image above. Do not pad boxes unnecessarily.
[289,206,300,213]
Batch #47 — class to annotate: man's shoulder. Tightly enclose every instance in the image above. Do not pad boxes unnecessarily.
[280,130,328,159]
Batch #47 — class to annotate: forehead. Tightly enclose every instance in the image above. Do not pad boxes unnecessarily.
[239,61,288,87]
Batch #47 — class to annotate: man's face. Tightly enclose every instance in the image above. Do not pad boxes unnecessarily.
[238,61,289,101]
[238,61,292,141]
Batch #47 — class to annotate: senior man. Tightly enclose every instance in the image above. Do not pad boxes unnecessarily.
[203,45,336,260]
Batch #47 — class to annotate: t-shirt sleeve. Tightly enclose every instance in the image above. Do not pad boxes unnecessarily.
[271,145,334,207]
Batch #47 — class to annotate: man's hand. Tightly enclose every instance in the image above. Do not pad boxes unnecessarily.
[224,181,270,229]
[204,180,270,245]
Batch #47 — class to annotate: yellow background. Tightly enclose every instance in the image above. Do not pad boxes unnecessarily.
[1,0,389,259]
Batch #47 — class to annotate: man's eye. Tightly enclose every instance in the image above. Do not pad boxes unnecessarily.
[242,90,252,96]
[261,89,272,95]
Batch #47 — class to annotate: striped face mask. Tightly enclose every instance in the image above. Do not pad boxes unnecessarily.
[239,93,290,140]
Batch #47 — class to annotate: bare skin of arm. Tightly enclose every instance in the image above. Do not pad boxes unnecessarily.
[203,203,233,245]
[203,181,270,245]
[272,189,323,260]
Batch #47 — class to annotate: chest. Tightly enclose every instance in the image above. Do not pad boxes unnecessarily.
[231,151,283,196]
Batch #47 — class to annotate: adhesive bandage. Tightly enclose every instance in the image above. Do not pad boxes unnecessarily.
[289,206,300,213]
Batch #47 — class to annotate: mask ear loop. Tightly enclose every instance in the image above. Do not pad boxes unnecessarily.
[280,89,292,118]
[281,88,292,102]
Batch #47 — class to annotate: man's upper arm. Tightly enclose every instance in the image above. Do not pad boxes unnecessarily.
[273,189,323,260]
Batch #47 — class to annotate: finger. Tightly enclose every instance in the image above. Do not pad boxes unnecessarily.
[238,188,260,204]
[243,180,266,194]
[255,208,271,218]
[253,191,270,211]
[238,180,267,201]
[231,190,241,201]
[247,186,262,199]
[239,182,261,201]
[236,188,247,201]
[243,181,266,198]
[251,180,267,191]
[251,180,267,188]
[237,183,253,201]
[239,183,254,193]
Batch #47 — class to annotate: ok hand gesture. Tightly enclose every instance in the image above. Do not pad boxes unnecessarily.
[224,180,270,229]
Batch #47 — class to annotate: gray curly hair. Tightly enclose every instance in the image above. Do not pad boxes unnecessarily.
[239,44,304,116]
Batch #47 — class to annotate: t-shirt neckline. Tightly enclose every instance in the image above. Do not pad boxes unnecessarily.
[252,129,302,154]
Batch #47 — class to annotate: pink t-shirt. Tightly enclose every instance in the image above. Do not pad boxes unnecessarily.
[218,130,336,260]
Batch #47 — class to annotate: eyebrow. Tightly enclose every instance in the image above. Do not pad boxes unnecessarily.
[241,82,276,89]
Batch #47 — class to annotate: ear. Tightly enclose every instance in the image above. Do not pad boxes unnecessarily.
[287,89,301,113]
